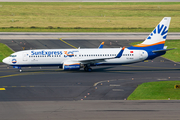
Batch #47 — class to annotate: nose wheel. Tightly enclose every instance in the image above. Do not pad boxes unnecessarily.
[18,67,22,72]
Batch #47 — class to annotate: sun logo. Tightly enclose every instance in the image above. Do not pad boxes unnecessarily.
[147,24,168,40]
[12,59,17,64]
[64,51,74,57]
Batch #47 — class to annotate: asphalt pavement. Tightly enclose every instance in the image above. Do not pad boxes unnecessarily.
[0,32,180,40]
[0,0,179,2]
[0,38,180,120]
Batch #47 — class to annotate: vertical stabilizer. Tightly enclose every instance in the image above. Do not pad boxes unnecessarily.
[134,17,171,47]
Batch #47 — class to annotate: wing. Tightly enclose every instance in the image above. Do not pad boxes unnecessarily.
[77,47,125,64]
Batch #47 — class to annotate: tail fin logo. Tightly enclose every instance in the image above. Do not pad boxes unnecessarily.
[147,24,168,40]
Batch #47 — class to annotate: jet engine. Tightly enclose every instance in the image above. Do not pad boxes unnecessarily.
[63,62,81,70]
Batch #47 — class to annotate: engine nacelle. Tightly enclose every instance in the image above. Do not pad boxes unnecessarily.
[63,62,81,70]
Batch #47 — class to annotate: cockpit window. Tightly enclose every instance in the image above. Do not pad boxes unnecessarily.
[10,55,17,57]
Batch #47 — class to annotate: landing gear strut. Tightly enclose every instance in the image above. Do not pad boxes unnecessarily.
[18,67,22,72]
[84,65,92,72]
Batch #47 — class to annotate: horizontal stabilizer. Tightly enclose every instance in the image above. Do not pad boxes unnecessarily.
[152,48,175,53]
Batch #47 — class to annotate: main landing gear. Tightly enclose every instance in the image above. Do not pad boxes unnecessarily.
[84,64,92,72]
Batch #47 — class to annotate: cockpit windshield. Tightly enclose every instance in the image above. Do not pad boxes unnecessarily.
[9,55,17,57]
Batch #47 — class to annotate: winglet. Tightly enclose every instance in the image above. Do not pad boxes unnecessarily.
[98,42,104,49]
[115,47,125,58]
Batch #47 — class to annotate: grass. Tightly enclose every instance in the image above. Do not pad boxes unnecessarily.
[0,43,14,62]
[0,2,180,32]
[128,81,180,100]
[162,40,180,62]
[130,40,180,62]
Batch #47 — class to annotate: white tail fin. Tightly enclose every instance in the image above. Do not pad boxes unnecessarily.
[134,17,171,47]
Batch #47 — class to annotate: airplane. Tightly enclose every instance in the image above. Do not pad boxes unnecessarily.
[2,17,173,72]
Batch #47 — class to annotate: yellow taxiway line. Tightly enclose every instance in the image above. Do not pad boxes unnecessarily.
[59,38,77,49]
[0,72,41,79]
[0,88,6,90]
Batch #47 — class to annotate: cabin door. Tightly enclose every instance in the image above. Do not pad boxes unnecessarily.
[23,53,28,61]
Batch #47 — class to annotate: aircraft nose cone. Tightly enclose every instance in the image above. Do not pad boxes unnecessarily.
[2,57,8,64]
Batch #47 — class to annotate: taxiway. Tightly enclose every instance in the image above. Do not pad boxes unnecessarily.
[0,38,180,120]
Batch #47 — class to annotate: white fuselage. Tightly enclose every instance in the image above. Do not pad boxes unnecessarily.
[3,48,148,67]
